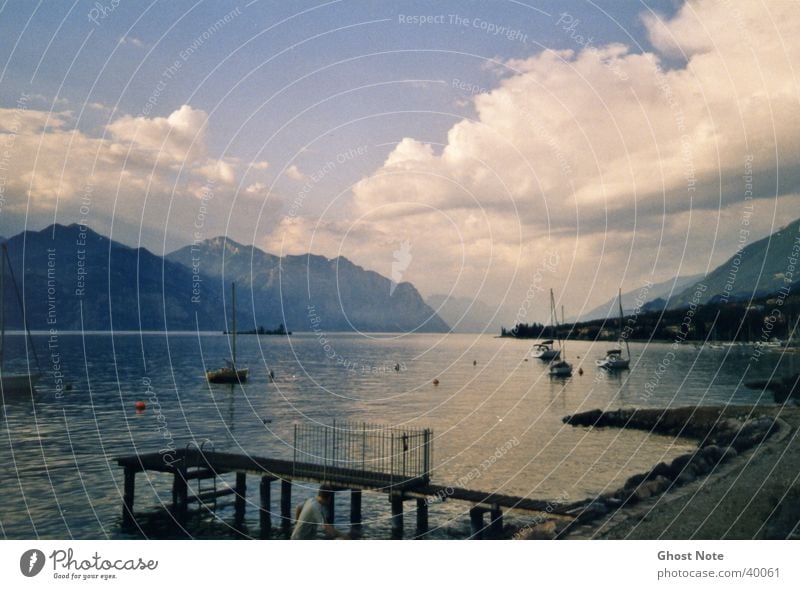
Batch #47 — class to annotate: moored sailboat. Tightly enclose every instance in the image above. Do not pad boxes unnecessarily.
[596,288,631,370]
[206,282,249,384]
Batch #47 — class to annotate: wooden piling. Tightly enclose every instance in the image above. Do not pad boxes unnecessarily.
[234,472,247,526]
[173,464,188,526]
[122,467,136,528]
[415,498,428,537]
[280,480,292,533]
[350,489,362,530]
[259,477,272,539]
[391,494,404,539]
[489,505,503,538]
[469,506,484,539]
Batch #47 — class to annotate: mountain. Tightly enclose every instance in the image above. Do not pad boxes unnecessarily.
[668,218,800,308]
[2,225,448,333]
[166,237,449,333]
[425,294,504,333]
[2,224,225,331]
[577,273,704,321]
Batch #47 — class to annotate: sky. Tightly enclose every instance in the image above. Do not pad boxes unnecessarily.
[1,0,799,325]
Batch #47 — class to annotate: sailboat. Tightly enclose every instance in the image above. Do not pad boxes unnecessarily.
[1,243,42,394]
[596,288,631,370]
[548,289,573,377]
[206,282,249,384]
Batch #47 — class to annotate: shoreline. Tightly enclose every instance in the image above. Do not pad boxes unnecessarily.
[516,405,800,539]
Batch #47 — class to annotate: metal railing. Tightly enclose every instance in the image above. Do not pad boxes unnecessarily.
[292,421,433,487]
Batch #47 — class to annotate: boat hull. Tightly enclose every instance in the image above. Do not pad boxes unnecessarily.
[206,368,249,384]
[1,372,42,394]
[532,349,560,360]
[549,362,573,377]
[596,358,630,370]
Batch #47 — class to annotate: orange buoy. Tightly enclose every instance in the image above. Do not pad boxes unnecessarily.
[135,400,146,411]
[433,379,440,386]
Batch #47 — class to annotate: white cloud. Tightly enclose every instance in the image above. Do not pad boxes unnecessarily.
[285,164,305,181]
[249,160,270,170]
[269,0,800,316]
[119,36,146,48]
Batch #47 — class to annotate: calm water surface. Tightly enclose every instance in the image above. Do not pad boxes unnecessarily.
[1,332,794,539]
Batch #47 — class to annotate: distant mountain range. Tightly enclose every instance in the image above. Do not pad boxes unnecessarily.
[2,224,449,333]
[577,274,704,321]
[666,218,800,309]
[167,236,449,333]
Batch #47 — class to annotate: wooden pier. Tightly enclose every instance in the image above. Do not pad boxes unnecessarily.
[115,423,574,539]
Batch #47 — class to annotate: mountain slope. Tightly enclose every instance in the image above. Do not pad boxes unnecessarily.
[425,294,504,333]
[578,273,704,321]
[668,219,800,308]
[3,224,225,331]
[166,237,450,333]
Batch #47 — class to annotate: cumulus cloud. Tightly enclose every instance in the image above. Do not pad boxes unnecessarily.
[314,0,800,317]
[0,104,266,249]
[285,164,305,181]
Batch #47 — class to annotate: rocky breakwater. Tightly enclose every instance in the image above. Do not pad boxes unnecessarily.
[563,408,778,525]
[517,407,779,539]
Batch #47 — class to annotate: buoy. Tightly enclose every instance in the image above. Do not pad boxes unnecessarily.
[578,367,584,375]
[524,358,528,362]
[433,379,439,386]
[134,400,146,411]
[269,370,275,380]
[473,360,477,366]
[395,363,400,372]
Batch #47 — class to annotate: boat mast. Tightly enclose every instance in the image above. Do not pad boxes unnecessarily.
[231,282,237,367]
[618,288,630,360]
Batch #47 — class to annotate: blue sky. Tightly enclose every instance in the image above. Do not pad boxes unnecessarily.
[1,0,797,322]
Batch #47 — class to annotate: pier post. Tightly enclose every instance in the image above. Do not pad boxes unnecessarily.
[280,480,292,534]
[415,498,429,537]
[326,490,335,524]
[122,467,136,529]
[259,477,272,539]
[350,490,362,531]
[391,494,404,539]
[173,463,188,527]
[234,472,247,526]
[469,507,485,539]
[489,505,503,538]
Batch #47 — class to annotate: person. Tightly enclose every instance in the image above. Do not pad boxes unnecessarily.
[291,485,349,539]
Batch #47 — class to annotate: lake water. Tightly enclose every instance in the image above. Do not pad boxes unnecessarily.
[1,332,795,539]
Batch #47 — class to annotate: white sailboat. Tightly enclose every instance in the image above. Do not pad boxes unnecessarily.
[548,289,573,377]
[530,340,560,360]
[596,288,631,370]
[206,282,249,384]
[1,243,42,394]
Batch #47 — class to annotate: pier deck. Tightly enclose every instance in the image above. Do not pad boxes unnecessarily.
[116,447,574,539]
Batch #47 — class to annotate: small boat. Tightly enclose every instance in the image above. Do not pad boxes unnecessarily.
[596,288,630,370]
[207,282,249,384]
[548,289,572,377]
[531,340,560,360]
[1,243,42,394]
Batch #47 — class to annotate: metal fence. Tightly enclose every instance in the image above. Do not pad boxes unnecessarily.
[292,421,433,486]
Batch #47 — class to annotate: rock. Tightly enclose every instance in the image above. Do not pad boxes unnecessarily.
[624,472,647,489]
[676,469,696,485]
[720,446,738,462]
[668,453,694,478]
[647,475,672,495]
[634,485,653,500]
[563,409,603,426]
[648,462,673,480]
[700,444,724,465]
[689,454,711,476]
